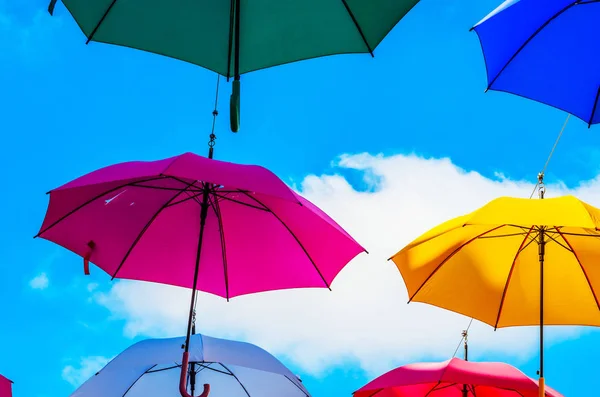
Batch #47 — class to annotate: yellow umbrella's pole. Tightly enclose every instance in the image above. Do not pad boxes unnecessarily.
[538,175,546,397]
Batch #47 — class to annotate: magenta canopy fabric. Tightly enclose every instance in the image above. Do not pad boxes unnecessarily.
[36,152,366,298]
[0,375,12,397]
[354,358,563,397]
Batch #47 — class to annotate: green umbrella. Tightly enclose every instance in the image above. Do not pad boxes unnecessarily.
[48,0,419,132]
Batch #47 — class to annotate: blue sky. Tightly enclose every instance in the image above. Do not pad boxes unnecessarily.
[2,0,600,396]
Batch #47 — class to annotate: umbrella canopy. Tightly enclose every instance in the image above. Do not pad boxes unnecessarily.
[48,0,417,78]
[353,358,563,397]
[0,375,12,397]
[36,152,365,298]
[70,333,310,397]
[47,0,420,132]
[390,195,600,395]
[472,0,600,126]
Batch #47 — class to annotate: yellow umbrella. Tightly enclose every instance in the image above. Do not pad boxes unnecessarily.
[390,194,600,397]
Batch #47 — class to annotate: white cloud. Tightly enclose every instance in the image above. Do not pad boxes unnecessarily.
[29,273,49,290]
[62,356,111,387]
[95,153,598,376]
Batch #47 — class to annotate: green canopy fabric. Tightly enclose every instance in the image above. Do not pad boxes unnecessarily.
[49,0,419,131]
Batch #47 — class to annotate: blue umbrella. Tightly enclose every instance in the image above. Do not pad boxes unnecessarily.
[472,0,600,127]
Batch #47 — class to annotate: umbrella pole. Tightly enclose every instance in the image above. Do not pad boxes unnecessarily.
[179,143,216,397]
[230,0,241,132]
[462,330,468,397]
[538,227,545,397]
[537,174,546,397]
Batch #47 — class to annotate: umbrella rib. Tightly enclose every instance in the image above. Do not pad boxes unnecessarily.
[86,0,119,44]
[167,191,205,207]
[283,375,311,397]
[219,363,252,397]
[424,381,443,396]
[494,226,536,329]
[146,364,180,373]
[483,2,577,90]
[589,86,600,127]
[111,181,197,280]
[122,364,157,397]
[193,362,233,376]
[408,225,506,302]
[239,191,331,290]
[340,0,374,56]
[213,192,270,211]
[543,229,572,252]
[555,227,600,311]
[35,176,166,238]
[210,195,231,300]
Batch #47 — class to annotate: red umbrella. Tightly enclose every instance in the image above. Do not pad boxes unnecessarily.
[354,358,563,397]
[0,375,12,397]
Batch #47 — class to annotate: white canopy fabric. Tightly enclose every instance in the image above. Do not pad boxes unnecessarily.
[70,334,310,397]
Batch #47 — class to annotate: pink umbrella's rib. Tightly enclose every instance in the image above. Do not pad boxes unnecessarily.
[212,192,269,211]
[555,227,600,311]
[240,191,332,290]
[408,225,507,303]
[494,226,535,329]
[210,195,230,301]
[112,181,197,280]
[282,375,311,397]
[133,184,203,193]
[167,191,206,208]
[35,176,166,238]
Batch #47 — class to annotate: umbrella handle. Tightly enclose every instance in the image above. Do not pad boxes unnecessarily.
[83,241,95,275]
[180,351,210,397]
[230,80,240,132]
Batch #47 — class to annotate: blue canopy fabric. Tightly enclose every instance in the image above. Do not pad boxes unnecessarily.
[472,0,600,126]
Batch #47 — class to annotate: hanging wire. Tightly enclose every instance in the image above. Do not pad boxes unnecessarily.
[208,75,221,150]
[529,114,571,198]
[452,318,473,358]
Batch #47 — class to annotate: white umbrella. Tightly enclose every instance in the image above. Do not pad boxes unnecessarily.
[70,333,310,397]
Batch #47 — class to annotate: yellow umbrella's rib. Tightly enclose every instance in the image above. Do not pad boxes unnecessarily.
[558,231,600,238]
[409,225,507,302]
[555,227,600,311]
[494,226,536,329]
[543,229,572,252]
[478,231,531,239]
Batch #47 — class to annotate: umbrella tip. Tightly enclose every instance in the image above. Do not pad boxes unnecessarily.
[469,26,475,32]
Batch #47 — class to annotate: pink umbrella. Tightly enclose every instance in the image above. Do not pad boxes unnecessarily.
[36,151,366,397]
[0,375,12,397]
[354,358,563,397]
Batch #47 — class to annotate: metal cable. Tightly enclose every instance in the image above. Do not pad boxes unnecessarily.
[452,318,473,358]
[529,114,571,198]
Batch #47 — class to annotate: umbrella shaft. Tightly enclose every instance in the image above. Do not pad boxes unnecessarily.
[184,184,212,353]
[234,0,240,80]
[539,229,545,378]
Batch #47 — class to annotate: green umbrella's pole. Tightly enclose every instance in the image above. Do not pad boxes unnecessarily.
[537,173,546,397]
[230,0,241,132]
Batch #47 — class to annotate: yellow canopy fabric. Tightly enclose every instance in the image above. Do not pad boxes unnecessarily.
[391,195,600,328]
